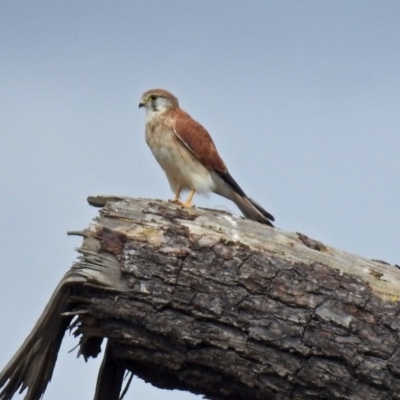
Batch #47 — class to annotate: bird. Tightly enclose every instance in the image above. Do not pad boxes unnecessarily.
[139,88,275,227]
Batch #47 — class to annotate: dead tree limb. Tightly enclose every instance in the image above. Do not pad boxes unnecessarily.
[1,196,400,400]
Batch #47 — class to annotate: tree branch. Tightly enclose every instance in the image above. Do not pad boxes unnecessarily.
[1,196,400,400]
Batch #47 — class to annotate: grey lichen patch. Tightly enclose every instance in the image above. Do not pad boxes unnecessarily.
[315,300,354,329]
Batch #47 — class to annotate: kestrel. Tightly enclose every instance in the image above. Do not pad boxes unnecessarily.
[139,88,275,226]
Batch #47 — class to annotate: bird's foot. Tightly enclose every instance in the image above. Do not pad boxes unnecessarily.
[169,199,185,206]
[182,201,195,208]
[168,199,194,208]
[169,198,182,204]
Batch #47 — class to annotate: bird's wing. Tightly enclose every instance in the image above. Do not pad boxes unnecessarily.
[173,110,275,225]
[173,111,226,172]
[173,110,247,197]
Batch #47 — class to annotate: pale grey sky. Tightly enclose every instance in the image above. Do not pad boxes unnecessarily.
[1,1,399,399]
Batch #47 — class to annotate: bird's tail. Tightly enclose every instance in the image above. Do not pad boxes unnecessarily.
[212,171,275,226]
[232,192,275,227]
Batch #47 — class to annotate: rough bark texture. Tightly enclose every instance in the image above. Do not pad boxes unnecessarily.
[1,196,400,400]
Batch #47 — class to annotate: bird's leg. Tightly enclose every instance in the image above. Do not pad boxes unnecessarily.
[183,189,195,208]
[169,186,183,204]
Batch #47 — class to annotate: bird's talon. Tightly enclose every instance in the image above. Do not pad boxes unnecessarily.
[169,199,186,207]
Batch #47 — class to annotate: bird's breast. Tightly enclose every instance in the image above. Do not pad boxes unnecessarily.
[145,122,215,194]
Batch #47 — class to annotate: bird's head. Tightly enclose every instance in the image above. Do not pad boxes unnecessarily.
[139,89,179,114]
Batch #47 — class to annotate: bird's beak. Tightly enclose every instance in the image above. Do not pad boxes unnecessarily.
[138,101,146,108]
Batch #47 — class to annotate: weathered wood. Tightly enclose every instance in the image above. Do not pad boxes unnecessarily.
[0,281,74,400]
[1,196,400,400]
[93,341,125,400]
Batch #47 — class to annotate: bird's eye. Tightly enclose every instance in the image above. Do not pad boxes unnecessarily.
[150,95,157,101]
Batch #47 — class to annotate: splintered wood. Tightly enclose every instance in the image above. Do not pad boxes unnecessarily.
[1,196,400,400]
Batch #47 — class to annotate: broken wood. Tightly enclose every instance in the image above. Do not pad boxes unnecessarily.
[1,196,400,400]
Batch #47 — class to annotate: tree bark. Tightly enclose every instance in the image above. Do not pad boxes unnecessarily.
[1,196,400,400]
